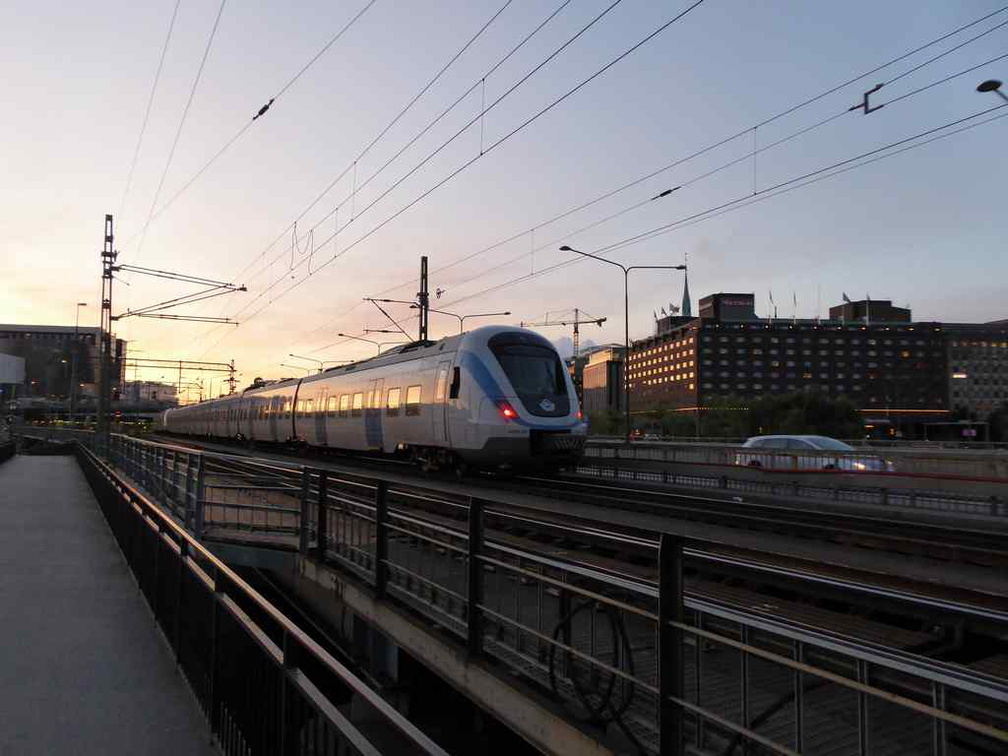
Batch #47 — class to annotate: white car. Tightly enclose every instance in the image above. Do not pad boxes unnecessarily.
[735,435,892,472]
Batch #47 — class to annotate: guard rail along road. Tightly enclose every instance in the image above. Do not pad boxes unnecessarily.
[580,440,1007,518]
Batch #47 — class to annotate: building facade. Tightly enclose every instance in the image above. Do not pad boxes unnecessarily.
[123,380,179,406]
[625,294,961,432]
[581,346,624,418]
[946,322,1008,418]
[0,324,126,400]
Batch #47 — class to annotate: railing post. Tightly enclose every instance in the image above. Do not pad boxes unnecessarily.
[184,453,196,530]
[194,454,206,538]
[467,496,484,657]
[374,480,389,598]
[174,539,187,663]
[316,469,329,557]
[298,467,310,555]
[659,533,685,756]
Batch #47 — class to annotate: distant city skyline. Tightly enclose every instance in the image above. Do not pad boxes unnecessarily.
[3,0,1006,386]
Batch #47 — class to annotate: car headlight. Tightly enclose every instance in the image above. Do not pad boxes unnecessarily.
[853,461,867,471]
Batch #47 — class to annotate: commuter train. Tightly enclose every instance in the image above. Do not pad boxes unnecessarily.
[160,326,587,472]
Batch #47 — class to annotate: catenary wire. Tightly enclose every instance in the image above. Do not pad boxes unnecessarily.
[231,20,991,334]
[230,0,621,294]
[227,0,707,324]
[434,49,1008,295]
[300,100,1006,359]
[199,8,1007,357]
[433,103,1008,315]
[197,0,578,336]
[123,0,380,246]
[282,7,1008,348]
[132,0,228,262]
[227,0,526,286]
[118,0,182,222]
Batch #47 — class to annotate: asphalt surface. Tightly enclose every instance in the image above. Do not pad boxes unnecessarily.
[0,455,216,756]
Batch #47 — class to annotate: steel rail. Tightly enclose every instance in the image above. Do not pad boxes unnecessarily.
[132,435,1008,625]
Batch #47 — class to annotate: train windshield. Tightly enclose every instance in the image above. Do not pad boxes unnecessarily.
[489,333,570,417]
[494,345,565,395]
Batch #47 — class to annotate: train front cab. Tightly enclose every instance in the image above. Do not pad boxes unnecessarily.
[449,329,587,470]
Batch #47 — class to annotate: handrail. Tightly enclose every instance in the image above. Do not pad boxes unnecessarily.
[88,432,1008,755]
[78,442,449,756]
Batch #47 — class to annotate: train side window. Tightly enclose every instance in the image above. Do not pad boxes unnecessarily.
[434,367,447,402]
[449,367,460,399]
[327,396,338,417]
[339,394,350,418]
[305,399,314,416]
[386,388,401,417]
[405,385,421,416]
[352,392,364,417]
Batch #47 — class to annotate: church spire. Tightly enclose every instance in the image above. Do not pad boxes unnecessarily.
[681,256,691,317]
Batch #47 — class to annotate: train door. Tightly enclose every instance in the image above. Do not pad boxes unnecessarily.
[364,378,384,450]
[268,395,279,440]
[315,387,328,446]
[432,361,451,445]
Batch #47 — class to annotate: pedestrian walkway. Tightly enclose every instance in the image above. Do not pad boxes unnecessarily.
[0,455,216,756]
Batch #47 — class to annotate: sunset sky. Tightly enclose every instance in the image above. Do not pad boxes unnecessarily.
[3,0,1006,395]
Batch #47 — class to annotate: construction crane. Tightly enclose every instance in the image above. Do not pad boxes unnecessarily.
[520,308,606,358]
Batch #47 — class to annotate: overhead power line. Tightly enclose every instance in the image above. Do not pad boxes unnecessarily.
[118,0,182,222]
[124,0,380,247]
[226,0,707,326]
[284,5,1008,348]
[316,103,1008,348]
[230,0,522,287]
[437,104,1008,314]
[203,6,1006,357]
[226,0,582,293]
[132,0,229,262]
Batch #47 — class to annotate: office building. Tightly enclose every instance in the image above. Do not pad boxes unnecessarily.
[0,324,126,399]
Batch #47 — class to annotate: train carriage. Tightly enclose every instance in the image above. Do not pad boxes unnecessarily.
[162,326,586,471]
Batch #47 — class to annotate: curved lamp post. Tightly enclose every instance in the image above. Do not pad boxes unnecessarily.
[559,245,686,444]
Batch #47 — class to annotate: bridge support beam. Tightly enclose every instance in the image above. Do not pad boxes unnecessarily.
[290,556,615,756]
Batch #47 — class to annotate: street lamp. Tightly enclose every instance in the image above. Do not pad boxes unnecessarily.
[70,301,87,421]
[340,333,407,354]
[410,306,511,334]
[977,79,1008,103]
[279,363,310,374]
[559,244,686,444]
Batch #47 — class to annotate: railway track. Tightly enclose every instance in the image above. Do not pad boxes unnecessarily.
[177,438,1008,637]
[113,434,1008,753]
[152,432,1008,568]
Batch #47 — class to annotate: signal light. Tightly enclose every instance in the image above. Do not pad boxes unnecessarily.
[495,399,517,420]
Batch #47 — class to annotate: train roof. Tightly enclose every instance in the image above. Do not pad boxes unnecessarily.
[170,325,548,411]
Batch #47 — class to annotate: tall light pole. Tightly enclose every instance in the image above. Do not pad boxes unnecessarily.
[279,363,311,374]
[559,244,685,444]
[70,302,87,421]
[339,333,406,354]
[412,307,511,334]
[977,79,1008,103]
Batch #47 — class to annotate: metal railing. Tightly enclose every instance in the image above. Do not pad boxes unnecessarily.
[75,440,448,756]
[579,445,1007,519]
[586,439,1008,480]
[94,434,1008,755]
